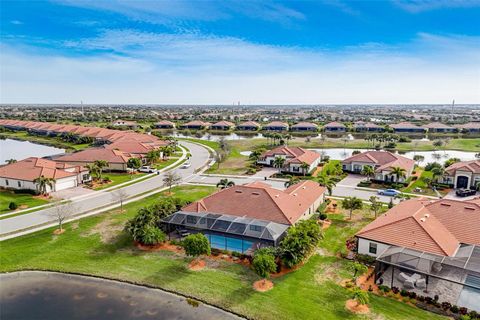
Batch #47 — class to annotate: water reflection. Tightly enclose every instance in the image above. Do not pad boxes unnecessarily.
[0,139,65,162]
[0,271,240,320]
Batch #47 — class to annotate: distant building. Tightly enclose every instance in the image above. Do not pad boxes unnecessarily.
[455,122,480,133]
[180,121,210,130]
[342,151,414,183]
[236,121,261,131]
[55,147,136,171]
[258,146,321,174]
[0,157,90,193]
[290,122,318,132]
[389,122,426,133]
[353,121,385,132]
[263,121,289,131]
[210,121,235,131]
[105,139,168,157]
[440,160,480,189]
[154,120,175,129]
[323,122,346,132]
[422,122,457,133]
[111,119,138,129]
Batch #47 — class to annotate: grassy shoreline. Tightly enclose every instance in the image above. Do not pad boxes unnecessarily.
[1,131,90,151]
[0,185,445,320]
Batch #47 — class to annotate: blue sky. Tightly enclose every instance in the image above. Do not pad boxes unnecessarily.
[1,0,479,104]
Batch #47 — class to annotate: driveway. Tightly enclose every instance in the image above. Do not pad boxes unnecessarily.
[251,167,278,178]
[443,189,479,201]
[333,174,401,204]
[50,186,95,200]
[336,174,365,187]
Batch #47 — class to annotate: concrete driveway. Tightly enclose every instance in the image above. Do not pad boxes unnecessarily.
[50,186,95,199]
[443,189,479,201]
[333,174,401,204]
[251,167,278,178]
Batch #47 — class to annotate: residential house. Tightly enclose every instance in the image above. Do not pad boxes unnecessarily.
[389,122,426,133]
[455,122,480,133]
[111,119,138,129]
[161,181,326,254]
[154,120,176,129]
[356,198,480,310]
[0,157,90,193]
[263,121,289,131]
[180,120,210,130]
[210,121,235,131]
[422,122,457,133]
[323,122,346,132]
[236,121,261,131]
[290,122,319,132]
[342,151,414,183]
[105,139,168,158]
[55,147,135,171]
[440,160,480,189]
[257,146,321,174]
[353,121,385,132]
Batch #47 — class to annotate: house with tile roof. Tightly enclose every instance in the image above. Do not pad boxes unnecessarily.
[342,151,415,182]
[440,160,480,189]
[323,121,346,132]
[210,121,235,131]
[154,120,176,129]
[55,147,136,171]
[236,121,261,131]
[161,181,326,254]
[0,157,90,193]
[353,121,385,132]
[263,121,289,131]
[111,119,138,129]
[455,122,480,133]
[258,146,321,174]
[355,198,480,309]
[290,122,318,132]
[389,122,426,133]
[180,120,210,130]
[422,122,457,133]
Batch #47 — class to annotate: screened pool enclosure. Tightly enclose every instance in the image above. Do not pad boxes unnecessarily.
[161,211,290,254]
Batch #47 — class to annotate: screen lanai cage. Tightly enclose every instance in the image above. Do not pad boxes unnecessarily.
[161,211,290,254]
[374,244,480,311]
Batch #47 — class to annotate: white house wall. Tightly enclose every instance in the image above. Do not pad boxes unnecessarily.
[357,238,391,257]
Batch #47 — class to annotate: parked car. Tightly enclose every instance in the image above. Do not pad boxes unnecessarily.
[378,189,401,197]
[181,162,191,169]
[139,166,157,173]
[456,189,476,197]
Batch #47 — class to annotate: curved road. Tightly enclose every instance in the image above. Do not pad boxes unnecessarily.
[0,141,210,239]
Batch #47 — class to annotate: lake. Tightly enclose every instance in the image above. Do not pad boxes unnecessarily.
[0,271,240,320]
[0,139,65,163]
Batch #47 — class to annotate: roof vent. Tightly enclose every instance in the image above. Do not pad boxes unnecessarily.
[465,206,475,210]
[275,194,280,198]
[420,218,426,222]
[302,186,306,189]
[293,193,297,196]
[252,192,260,196]
[235,190,243,193]
[441,203,451,207]
[424,213,430,218]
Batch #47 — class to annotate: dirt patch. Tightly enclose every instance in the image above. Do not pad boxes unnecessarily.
[188,259,206,271]
[135,242,184,254]
[321,220,331,230]
[18,205,28,210]
[357,267,378,293]
[311,165,323,177]
[314,261,344,284]
[253,279,273,292]
[326,200,339,213]
[53,228,65,235]
[86,217,124,243]
[33,195,51,200]
[345,299,370,314]
[70,222,79,230]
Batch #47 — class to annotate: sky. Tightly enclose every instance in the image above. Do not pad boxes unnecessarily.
[1,0,480,104]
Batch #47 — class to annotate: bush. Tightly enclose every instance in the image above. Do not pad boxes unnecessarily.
[378,285,391,293]
[252,248,277,279]
[469,311,479,319]
[400,289,409,297]
[451,305,459,313]
[319,213,328,220]
[8,202,18,210]
[441,301,452,310]
[280,219,322,268]
[356,254,376,265]
[460,315,471,320]
[425,162,442,171]
[183,233,211,257]
[460,307,468,315]
[391,287,399,294]
[138,225,166,245]
[408,291,417,299]
[13,189,39,195]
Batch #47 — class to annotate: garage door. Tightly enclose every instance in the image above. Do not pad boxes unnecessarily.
[55,179,76,191]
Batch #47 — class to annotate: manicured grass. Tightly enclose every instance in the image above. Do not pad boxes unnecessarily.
[153,158,178,170]
[93,173,147,190]
[179,137,220,151]
[0,190,49,214]
[0,185,444,320]
[1,131,91,151]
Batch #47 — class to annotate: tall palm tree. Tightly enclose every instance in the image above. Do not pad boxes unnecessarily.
[86,163,100,181]
[5,159,17,164]
[431,166,445,183]
[318,175,336,196]
[216,179,235,189]
[273,156,286,174]
[146,150,160,165]
[94,160,109,180]
[361,165,375,181]
[34,176,56,195]
[284,176,299,188]
[300,162,310,176]
[390,166,406,183]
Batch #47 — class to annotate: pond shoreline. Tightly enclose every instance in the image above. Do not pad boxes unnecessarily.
[1,269,248,320]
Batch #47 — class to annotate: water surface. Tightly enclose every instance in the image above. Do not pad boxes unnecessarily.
[0,139,65,163]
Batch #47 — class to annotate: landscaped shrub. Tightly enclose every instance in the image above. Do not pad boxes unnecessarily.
[391,287,399,294]
[378,285,391,293]
[356,253,376,265]
[8,202,18,210]
[319,213,328,220]
[252,248,277,279]
[400,289,408,297]
[441,302,452,310]
[451,305,459,313]
[460,307,469,315]
[460,315,472,320]
[425,162,442,171]
[417,295,425,302]
[138,225,166,245]
[469,310,479,319]
[183,233,211,257]
[408,291,417,299]
[280,219,322,268]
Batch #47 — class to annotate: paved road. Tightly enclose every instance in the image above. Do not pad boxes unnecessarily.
[0,141,209,237]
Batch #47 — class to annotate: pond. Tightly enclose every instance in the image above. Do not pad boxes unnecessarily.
[0,139,65,163]
[0,271,240,320]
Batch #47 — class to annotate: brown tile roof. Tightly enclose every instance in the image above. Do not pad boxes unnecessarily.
[55,147,133,164]
[211,121,235,127]
[265,121,289,128]
[445,160,480,175]
[357,198,480,256]
[238,121,260,127]
[455,122,480,129]
[261,146,320,165]
[323,121,346,128]
[422,122,455,129]
[342,151,414,173]
[291,122,318,128]
[390,122,424,129]
[0,157,80,181]
[182,180,325,225]
[182,120,210,127]
[106,139,168,154]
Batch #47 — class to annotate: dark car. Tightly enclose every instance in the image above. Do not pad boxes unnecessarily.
[456,189,477,197]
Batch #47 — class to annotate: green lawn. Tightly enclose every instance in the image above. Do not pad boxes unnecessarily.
[0,190,49,214]
[1,131,91,151]
[0,185,444,320]
[93,173,147,190]
[153,158,179,170]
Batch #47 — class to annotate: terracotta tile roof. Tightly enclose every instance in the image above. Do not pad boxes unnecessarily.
[353,121,382,128]
[422,122,455,129]
[357,198,480,256]
[455,122,480,129]
[261,146,320,165]
[390,122,424,129]
[264,121,289,128]
[323,121,346,128]
[111,119,137,126]
[106,139,167,154]
[182,120,210,127]
[55,147,133,164]
[211,121,235,127]
[342,151,414,173]
[182,180,325,225]
[445,160,480,175]
[291,122,318,128]
[155,120,175,126]
[238,121,260,127]
[0,157,80,181]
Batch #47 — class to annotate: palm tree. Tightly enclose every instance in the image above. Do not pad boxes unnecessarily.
[216,179,235,189]
[352,288,369,307]
[318,175,336,196]
[249,150,263,162]
[342,196,363,220]
[34,176,56,195]
[5,159,17,164]
[86,163,100,181]
[390,166,406,183]
[361,165,375,181]
[284,176,299,188]
[300,162,310,176]
[431,166,445,183]
[94,160,108,180]
[146,150,160,165]
[273,156,285,174]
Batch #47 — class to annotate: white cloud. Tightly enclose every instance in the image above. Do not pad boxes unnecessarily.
[1,32,479,104]
[393,0,480,13]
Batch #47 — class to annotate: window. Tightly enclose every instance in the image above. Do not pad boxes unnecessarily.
[186,216,197,224]
[249,225,262,232]
[5,179,9,186]
[18,181,21,187]
[369,242,377,254]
